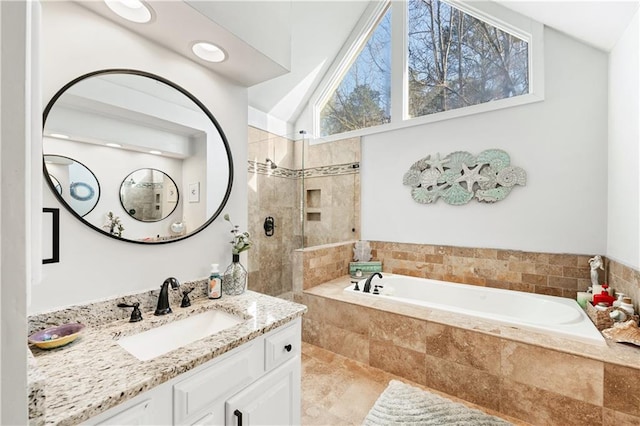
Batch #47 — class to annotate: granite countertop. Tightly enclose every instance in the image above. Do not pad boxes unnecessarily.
[28,290,307,426]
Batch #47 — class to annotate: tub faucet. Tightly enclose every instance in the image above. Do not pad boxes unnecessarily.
[363,272,383,293]
[155,277,180,316]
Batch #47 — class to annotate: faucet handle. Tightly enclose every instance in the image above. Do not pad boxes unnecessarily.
[118,302,143,322]
[180,287,194,308]
[350,280,361,291]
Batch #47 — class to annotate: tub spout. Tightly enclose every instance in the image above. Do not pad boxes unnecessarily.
[363,272,382,293]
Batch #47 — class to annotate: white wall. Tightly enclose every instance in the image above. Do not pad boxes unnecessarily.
[360,27,609,255]
[32,1,248,314]
[607,9,640,269]
[1,1,39,423]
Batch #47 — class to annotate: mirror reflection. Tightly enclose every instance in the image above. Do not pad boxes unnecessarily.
[43,70,233,243]
[44,155,100,217]
[49,174,62,195]
[120,168,179,222]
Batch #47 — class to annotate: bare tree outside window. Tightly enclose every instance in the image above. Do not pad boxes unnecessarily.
[408,0,529,117]
[318,1,529,137]
[320,7,392,137]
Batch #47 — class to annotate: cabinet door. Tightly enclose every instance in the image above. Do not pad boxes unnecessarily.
[174,340,263,425]
[94,400,153,425]
[83,383,172,426]
[225,357,300,426]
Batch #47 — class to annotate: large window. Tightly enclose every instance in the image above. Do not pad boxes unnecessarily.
[408,0,529,118]
[319,6,391,137]
[315,0,535,139]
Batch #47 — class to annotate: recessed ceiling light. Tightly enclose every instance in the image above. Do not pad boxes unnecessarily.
[49,133,70,139]
[192,42,227,63]
[106,143,122,148]
[149,150,162,155]
[104,0,152,24]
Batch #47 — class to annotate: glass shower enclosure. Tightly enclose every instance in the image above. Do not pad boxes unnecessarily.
[247,127,360,298]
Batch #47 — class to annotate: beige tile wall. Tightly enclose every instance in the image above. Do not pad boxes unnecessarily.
[293,241,355,291]
[301,292,640,425]
[371,241,601,300]
[247,127,301,296]
[294,240,640,311]
[294,240,604,300]
[303,173,360,247]
[302,136,361,247]
[247,127,361,297]
[608,259,640,313]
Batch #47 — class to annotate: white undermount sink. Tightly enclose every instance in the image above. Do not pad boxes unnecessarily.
[117,309,243,361]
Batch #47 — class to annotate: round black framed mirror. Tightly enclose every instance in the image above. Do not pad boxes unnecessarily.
[42,69,233,243]
[119,168,179,222]
[44,155,100,217]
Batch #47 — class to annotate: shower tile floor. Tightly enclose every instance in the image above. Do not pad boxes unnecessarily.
[300,342,527,425]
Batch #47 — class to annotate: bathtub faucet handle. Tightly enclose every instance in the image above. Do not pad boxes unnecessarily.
[373,284,384,295]
[351,280,361,291]
[363,272,383,293]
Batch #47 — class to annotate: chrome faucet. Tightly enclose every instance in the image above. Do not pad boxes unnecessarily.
[363,272,382,293]
[154,277,180,316]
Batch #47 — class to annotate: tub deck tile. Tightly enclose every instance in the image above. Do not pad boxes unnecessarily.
[499,379,602,426]
[370,339,426,385]
[425,322,502,375]
[602,408,640,426]
[424,354,501,412]
[501,341,604,406]
[603,363,640,417]
[370,310,428,353]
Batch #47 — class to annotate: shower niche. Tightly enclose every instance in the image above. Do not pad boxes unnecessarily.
[305,189,321,222]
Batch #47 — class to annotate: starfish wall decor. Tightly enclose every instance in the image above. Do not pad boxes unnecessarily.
[402,149,526,205]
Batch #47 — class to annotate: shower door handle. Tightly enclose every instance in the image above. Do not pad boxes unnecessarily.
[264,216,275,237]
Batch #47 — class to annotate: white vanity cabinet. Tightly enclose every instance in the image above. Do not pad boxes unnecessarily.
[225,357,300,426]
[224,321,302,426]
[83,318,301,426]
[83,383,173,425]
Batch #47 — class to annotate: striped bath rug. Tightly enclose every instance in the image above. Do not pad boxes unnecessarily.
[363,380,512,426]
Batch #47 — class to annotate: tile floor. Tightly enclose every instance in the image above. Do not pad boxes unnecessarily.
[301,342,527,425]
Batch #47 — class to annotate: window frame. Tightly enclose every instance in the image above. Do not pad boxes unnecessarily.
[311,0,544,144]
[313,1,392,139]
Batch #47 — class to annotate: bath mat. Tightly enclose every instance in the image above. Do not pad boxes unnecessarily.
[363,380,512,426]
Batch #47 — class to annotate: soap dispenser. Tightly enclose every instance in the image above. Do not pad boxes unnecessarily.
[208,264,222,299]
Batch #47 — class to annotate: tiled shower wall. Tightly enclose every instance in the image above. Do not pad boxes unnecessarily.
[302,137,360,247]
[247,127,361,297]
[247,127,301,297]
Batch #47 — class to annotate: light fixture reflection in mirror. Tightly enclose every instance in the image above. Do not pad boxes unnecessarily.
[120,168,179,222]
[42,69,233,244]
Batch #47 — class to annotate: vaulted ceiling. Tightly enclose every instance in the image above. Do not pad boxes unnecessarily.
[77,0,640,126]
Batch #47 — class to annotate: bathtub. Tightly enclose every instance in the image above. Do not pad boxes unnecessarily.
[344,274,606,346]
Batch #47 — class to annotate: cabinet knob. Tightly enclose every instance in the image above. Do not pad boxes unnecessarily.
[234,409,243,426]
[284,344,292,352]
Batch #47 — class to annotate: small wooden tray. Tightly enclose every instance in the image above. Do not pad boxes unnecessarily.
[585,302,639,331]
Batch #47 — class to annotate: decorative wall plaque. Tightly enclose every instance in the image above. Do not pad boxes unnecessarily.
[403,149,526,205]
